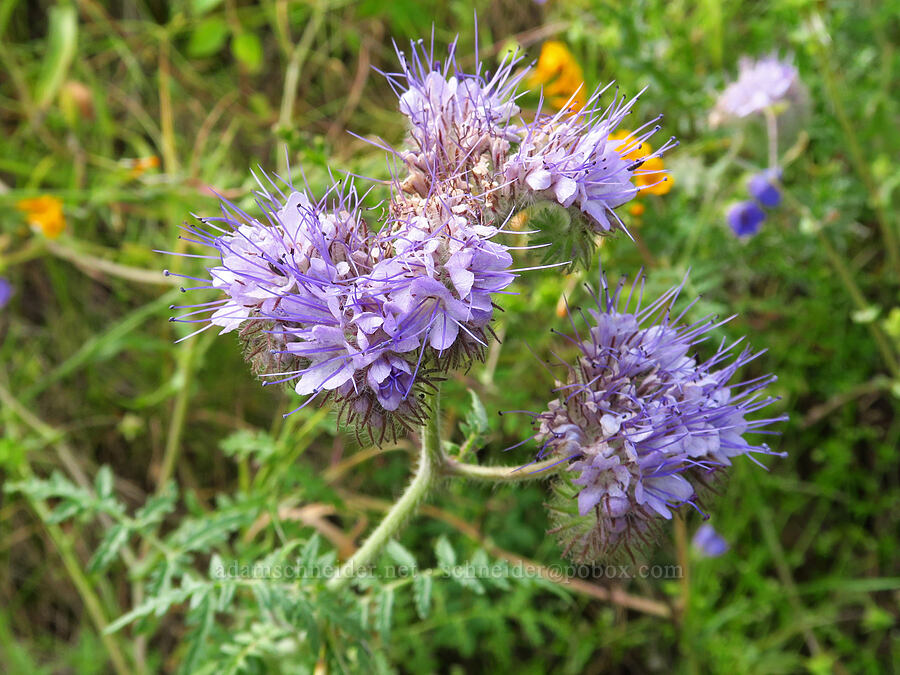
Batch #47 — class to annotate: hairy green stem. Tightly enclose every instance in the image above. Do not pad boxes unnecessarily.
[442,456,566,482]
[325,395,570,590]
[327,393,443,591]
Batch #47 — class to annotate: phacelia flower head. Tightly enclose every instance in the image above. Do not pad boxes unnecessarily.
[504,87,677,237]
[727,200,766,238]
[534,271,785,562]
[386,35,526,188]
[711,55,800,125]
[377,212,515,364]
[747,168,782,208]
[168,175,443,441]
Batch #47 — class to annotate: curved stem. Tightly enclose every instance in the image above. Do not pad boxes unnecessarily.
[443,456,566,482]
[327,392,443,591]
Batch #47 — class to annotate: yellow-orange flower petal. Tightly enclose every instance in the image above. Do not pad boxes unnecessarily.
[129,155,160,178]
[629,202,646,216]
[635,156,672,195]
[529,41,587,112]
[611,130,672,197]
[609,129,654,162]
[16,196,66,239]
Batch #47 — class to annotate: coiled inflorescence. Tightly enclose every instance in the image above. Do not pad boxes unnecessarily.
[169,32,673,439]
[532,272,786,562]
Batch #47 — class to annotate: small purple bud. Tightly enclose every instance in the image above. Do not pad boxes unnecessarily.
[692,524,729,557]
[727,200,766,237]
[747,169,782,208]
[0,277,12,309]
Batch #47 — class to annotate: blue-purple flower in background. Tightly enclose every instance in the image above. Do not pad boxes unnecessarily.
[692,523,729,557]
[0,277,12,309]
[748,169,782,208]
[727,200,766,238]
[504,88,676,235]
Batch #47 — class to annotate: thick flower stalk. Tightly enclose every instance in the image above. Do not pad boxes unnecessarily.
[532,272,786,562]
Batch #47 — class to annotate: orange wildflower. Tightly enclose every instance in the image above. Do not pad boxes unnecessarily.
[529,41,587,112]
[128,156,160,178]
[17,196,66,239]
[609,130,673,216]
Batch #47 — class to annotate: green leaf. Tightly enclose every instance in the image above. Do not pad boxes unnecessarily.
[88,523,130,573]
[94,465,114,499]
[449,565,485,595]
[7,471,88,505]
[385,540,417,571]
[232,32,263,73]
[47,499,84,523]
[134,483,178,527]
[298,534,321,575]
[187,17,229,59]
[106,585,197,634]
[219,429,276,463]
[434,535,456,570]
[178,594,215,675]
[461,389,489,439]
[35,5,78,110]
[375,588,394,641]
[412,574,433,619]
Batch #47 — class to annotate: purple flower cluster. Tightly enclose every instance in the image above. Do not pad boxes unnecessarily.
[385,37,673,241]
[504,88,676,234]
[168,175,516,440]
[169,33,673,439]
[533,273,785,561]
[711,55,800,125]
[727,168,783,238]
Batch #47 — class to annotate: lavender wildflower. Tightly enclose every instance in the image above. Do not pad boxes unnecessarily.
[387,36,674,249]
[692,523,729,557]
[386,36,526,199]
[504,88,676,236]
[727,200,766,238]
[534,272,785,562]
[168,31,675,441]
[711,55,801,125]
[169,177,439,441]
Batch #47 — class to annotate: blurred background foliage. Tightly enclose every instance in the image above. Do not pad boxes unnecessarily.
[1,0,898,672]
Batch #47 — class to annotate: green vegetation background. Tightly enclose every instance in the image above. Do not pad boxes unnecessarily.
[1,0,898,672]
